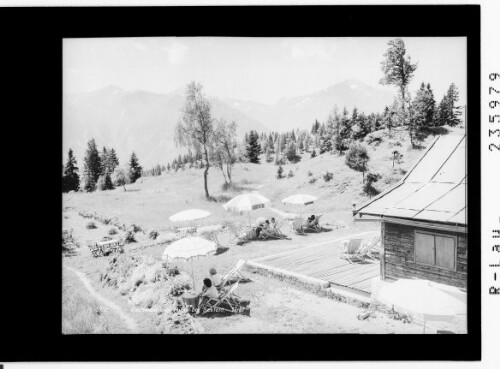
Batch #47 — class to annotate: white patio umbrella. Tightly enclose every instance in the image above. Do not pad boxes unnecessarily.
[169,209,211,223]
[376,278,466,333]
[161,236,218,291]
[222,193,270,226]
[282,194,318,219]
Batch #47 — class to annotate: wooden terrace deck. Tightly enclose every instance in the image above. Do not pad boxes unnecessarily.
[249,232,380,295]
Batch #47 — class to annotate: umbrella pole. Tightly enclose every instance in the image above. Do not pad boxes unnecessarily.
[423,319,426,334]
[190,258,196,292]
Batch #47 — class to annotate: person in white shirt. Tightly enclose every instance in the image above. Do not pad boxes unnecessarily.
[196,278,219,314]
[209,268,222,288]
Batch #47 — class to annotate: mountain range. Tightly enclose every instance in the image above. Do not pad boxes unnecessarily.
[63,80,394,168]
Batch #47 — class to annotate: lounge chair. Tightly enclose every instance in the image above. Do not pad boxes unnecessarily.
[199,281,250,316]
[227,223,251,245]
[339,238,364,264]
[305,214,323,232]
[219,259,249,289]
[291,217,307,235]
[260,220,288,240]
[363,235,381,259]
[88,243,103,257]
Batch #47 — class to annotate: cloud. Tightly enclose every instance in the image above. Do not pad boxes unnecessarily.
[162,39,188,65]
[281,39,337,60]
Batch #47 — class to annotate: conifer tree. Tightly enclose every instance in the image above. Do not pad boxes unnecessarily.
[62,148,80,192]
[82,138,102,192]
[380,38,417,114]
[446,83,462,126]
[128,152,142,183]
[246,130,262,164]
[107,148,119,173]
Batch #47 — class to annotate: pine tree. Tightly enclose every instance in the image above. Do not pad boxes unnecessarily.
[107,148,119,173]
[285,141,298,162]
[380,38,417,114]
[100,147,109,174]
[128,152,142,183]
[446,83,462,126]
[413,82,436,130]
[82,138,102,192]
[246,130,262,164]
[62,148,80,192]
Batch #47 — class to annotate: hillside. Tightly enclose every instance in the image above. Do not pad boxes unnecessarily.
[63,127,454,233]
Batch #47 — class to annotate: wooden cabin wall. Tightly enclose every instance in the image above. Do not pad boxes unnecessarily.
[382,221,467,289]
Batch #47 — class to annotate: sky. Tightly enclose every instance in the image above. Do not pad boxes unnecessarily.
[64,37,467,105]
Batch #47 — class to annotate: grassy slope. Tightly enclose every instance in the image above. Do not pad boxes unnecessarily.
[62,126,466,333]
[64,128,446,233]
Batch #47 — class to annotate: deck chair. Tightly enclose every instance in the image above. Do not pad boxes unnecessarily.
[291,217,307,235]
[219,259,249,289]
[260,220,288,240]
[363,235,381,259]
[200,281,250,316]
[227,223,251,245]
[88,243,103,258]
[339,238,364,264]
[305,214,323,232]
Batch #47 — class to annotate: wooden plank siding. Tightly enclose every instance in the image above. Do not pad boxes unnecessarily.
[382,221,467,289]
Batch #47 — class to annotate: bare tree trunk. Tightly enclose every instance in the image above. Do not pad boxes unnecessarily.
[203,148,210,198]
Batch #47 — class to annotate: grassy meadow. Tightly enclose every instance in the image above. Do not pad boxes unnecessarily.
[62,127,467,334]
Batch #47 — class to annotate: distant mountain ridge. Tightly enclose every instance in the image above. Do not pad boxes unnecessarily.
[225,79,394,132]
[63,79,394,167]
[63,87,269,168]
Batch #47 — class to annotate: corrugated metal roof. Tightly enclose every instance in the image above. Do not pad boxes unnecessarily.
[354,133,466,226]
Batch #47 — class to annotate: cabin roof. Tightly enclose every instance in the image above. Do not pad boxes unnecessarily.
[353,133,466,227]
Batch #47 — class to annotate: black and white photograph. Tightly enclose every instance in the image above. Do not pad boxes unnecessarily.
[62,36,468,335]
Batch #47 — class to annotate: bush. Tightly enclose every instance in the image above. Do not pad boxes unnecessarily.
[149,230,159,240]
[86,221,97,229]
[323,171,333,182]
[124,231,136,244]
[363,172,382,198]
[108,228,118,236]
[345,143,369,177]
[309,177,317,184]
[307,170,313,177]
[310,150,317,158]
[276,165,284,179]
[287,170,294,178]
[130,224,142,233]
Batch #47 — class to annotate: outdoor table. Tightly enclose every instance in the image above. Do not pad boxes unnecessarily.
[181,291,198,310]
[97,239,121,254]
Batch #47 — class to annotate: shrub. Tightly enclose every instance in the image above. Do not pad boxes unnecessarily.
[309,177,317,184]
[310,150,317,158]
[363,172,382,198]
[86,221,97,229]
[130,224,142,233]
[287,170,294,178]
[276,165,284,179]
[345,143,370,179]
[149,229,159,240]
[124,231,136,244]
[323,171,333,182]
[307,170,313,177]
[108,228,118,236]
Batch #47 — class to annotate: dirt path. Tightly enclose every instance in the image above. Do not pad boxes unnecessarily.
[64,265,138,333]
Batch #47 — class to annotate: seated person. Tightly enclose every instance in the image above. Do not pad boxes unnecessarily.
[306,214,316,226]
[269,217,277,228]
[196,278,219,314]
[209,267,222,288]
